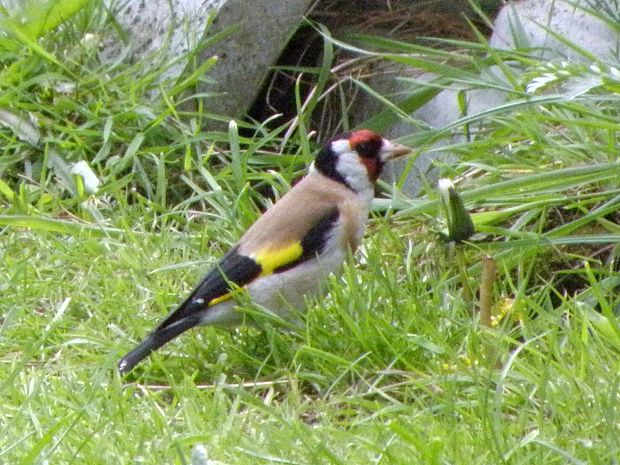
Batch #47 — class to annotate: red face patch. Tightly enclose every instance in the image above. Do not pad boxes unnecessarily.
[360,156,381,181]
[349,130,383,151]
[349,130,384,181]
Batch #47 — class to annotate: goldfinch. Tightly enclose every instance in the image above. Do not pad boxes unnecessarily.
[118,130,410,374]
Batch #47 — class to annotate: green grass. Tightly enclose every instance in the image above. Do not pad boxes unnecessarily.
[2,1,620,464]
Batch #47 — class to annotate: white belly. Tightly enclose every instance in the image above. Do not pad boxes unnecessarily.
[247,248,346,315]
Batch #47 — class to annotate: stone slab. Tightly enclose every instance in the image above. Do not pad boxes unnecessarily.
[382,0,620,194]
[100,0,313,120]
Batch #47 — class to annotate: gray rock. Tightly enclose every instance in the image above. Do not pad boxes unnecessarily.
[385,70,507,195]
[100,0,313,119]
[382,0,620,194]
[491,0,620,60]
[100,0,221,81]
[197,0,314,119]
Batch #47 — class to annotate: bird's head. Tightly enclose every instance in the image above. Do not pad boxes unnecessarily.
[313,129,411,192]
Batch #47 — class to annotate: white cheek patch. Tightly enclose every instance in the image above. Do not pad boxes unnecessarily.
[330,139,351,154]
[336,151,373,195]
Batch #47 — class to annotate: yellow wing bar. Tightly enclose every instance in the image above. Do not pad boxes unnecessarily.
[252,242,303,275]
[206,242,303,307]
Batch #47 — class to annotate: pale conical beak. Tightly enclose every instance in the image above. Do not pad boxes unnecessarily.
[380,139,412,162]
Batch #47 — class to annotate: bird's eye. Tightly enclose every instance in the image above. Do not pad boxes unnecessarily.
[356,142,374,158]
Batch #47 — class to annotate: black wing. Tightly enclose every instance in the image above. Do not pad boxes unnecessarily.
[273,207,339,273]
[155,246,262,332]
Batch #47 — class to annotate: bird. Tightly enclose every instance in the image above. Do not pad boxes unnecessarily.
[118,129,411,374]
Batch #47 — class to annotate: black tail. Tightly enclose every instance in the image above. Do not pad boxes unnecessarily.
[118,315,200,375]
